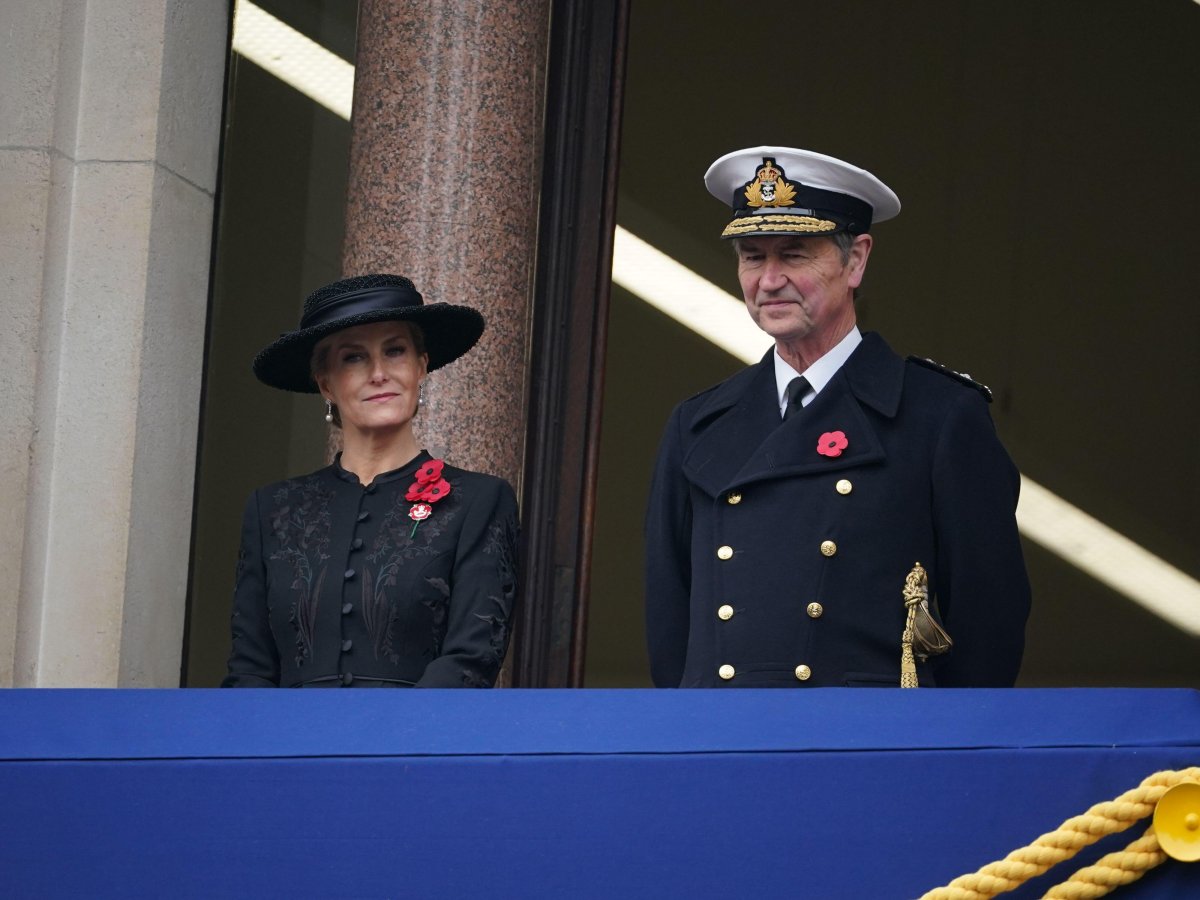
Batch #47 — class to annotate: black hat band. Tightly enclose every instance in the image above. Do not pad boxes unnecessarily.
[730,185,873,230]
[300,284,424,329]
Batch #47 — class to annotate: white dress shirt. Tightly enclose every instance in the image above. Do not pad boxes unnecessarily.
[773,327,863,418]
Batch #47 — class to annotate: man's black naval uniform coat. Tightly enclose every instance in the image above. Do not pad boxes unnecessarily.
[645,332,1031,688]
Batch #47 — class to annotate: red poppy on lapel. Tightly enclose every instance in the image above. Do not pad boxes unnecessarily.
[406,458,451,536]
[817,431,849,457]
[414,458,445,485]
[406,478,451,503]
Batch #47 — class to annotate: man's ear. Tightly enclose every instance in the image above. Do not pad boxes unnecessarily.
[847,233,873,289]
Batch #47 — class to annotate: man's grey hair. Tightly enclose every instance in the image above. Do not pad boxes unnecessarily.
[828,230,855,265]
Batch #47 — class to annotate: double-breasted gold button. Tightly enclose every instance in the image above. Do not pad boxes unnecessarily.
[726,492,742,505]
[836,479,853,495]
[820,540,837,557]
[717,604,734,620]
[717,545,733,560]
[718,664,735,680]
[807,602,824,619]
[794,664,812,681]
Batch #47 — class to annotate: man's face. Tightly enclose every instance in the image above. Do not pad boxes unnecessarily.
[736,234,871,345]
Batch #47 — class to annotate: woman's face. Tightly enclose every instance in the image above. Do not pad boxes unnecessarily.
[314,321,428,435]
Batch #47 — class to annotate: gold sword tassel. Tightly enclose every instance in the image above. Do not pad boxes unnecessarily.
[899,562,953,687]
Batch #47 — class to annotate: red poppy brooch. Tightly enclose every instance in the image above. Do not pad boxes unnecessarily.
[406,458,451,536]
[817,431,849,458]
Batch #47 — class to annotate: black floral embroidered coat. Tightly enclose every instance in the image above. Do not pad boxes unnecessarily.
[223,452,519,688]
[644,332,1031,689]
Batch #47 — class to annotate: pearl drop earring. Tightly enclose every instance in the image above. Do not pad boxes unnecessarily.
[324,399,333,424]
[418,381,426,407]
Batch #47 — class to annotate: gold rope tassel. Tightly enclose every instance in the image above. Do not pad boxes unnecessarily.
[920,767,1200,900]
[900,618,919,687]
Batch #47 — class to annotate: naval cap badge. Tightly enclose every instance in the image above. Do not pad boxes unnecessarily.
[743,157,799,209]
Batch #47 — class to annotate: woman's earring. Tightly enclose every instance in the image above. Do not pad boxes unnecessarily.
[324,399,334,424]
[418,381,426,407]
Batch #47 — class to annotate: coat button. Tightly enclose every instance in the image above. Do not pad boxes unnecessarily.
[341,639,353,652]
[351,537,364,550]
[357,511,369,522]
[717,604,734,620]
[342,602,353,615]
[718,664,735,680]
[836,479,853,495]
[820,540,837,557]
[341,672,354,686]
[717,545,733,560]
[807,602,824,619]
[794,664,812,681]
[726,491,742,505]
[344,568,356,580]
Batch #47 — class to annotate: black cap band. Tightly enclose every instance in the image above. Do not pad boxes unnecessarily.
[730,184,874,232]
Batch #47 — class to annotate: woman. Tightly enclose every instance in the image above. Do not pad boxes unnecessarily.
[222,273,519,687]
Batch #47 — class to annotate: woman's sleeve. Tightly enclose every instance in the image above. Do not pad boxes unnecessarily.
[416,477,520,688]
[221,490,280,687]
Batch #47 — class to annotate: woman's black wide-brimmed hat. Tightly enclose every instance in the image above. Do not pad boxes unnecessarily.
[253,274,485,393]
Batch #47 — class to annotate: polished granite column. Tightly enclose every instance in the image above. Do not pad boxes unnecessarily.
[343,0,550,487]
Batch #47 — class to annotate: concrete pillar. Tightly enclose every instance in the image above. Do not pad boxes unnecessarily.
[342,0,551,486]
[0,2,228,686]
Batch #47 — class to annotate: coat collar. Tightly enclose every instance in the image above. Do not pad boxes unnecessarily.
[841,331,904,418]
[681,332,905,497]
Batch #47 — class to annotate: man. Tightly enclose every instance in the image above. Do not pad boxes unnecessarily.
[644,146,1030,688]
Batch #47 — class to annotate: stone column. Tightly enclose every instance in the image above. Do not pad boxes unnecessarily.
[342,0,550,487]
[0,2,228,685]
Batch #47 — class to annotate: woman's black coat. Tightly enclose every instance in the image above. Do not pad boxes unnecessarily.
[223,452,518,688]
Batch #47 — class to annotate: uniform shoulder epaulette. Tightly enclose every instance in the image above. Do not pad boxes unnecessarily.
[907,356,993,402]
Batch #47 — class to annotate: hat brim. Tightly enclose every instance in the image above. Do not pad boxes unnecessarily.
[252,303,485,393]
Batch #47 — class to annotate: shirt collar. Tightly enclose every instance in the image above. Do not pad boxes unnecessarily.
[774,326,862,413]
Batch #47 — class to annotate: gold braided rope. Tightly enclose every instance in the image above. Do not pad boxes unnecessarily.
[920,767,1200,900]
[1043,825,1165,899]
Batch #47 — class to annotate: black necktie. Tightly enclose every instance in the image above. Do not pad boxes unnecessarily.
[784,376,810,420]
